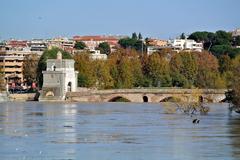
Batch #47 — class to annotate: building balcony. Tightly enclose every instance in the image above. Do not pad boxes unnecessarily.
[3,68,22,72]
[0,62,22,66]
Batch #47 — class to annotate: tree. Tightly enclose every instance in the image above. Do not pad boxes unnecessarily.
[132,32,138,40]
[147,53,172,87]
[74,52,96,87]
[93,60,114,89]
[218,55,233,74]
[0,67,5,91]
[214,30,232,46]
[210,45,240,58]
[170,52,198,88]
[118,38,135,49]
[227,55,240,112]
[37,48,72,88]
[194,51,225,88]
[232,36,240,47]
[74,41,86,50]
[180,33,186,39]
[188,31,210,42]
[97,42,111,55]
[23,54,39,83]
[128,50,144,87]
[117,56,134,88]
[118,33,146,52]
[138,33,143,40]
[108,48,144,88]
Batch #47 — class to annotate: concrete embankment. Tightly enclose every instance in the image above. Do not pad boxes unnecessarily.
[9,93,38,101]
[0,92,9,102]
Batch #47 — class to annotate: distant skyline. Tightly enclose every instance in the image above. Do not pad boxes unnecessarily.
[0,0,240,40]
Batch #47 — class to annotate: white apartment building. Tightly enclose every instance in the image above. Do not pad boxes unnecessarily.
[89,49,107,60]
[168,39,203,52]
[232,28,240,37]
[28,39,47,51]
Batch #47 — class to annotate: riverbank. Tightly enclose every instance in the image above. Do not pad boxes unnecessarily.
[0,92,9,102]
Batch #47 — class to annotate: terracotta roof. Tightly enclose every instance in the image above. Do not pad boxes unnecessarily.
[73,35,119,42]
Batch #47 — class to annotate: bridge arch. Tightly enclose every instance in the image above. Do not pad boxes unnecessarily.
[108,96,131,102]
[143,96,148,102]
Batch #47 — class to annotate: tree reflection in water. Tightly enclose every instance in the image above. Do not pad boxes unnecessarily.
[228,116,240,158]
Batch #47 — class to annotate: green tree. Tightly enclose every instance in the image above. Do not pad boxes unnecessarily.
[74,41,86,50]
[138,33,143,40]
[74,52,96,87]
[218,55,233,74]
[108,48,143,88]
[211,45,240,58]
[93,60,114,89]
[117,57,134,88]
[214,30,232,46]
[118,38,135,49]
[232,36,240,47]
[118,36,146,52]
[132,32,138,40]
[37,48,72,88]
[147,53,172,87]
[180,33,186,39]
[97,42,111,55]
[170,52,198,88]
[188,31,210,42]
[227,55,240,112]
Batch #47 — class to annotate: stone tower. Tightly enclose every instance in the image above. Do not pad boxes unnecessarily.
[39,52,78,101]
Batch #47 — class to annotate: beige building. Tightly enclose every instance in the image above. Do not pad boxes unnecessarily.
[147,38,168,47]
[0,50,42,83]
[47,37,75,53]
[232,28,240,37]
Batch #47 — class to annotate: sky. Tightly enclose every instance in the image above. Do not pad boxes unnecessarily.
[0,0,240,40]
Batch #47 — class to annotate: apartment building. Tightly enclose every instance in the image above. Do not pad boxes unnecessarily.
[168,39,203,52]
[5,40,28,51]
[89,49,107,60]
[28,39,47,51]
[73,35,121,51]
[147,38,168,47]
[0,49,42,83]
[232,28,240,37]
[48,37,75,53]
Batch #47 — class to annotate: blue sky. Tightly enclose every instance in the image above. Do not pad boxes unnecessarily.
[0,0,239,40]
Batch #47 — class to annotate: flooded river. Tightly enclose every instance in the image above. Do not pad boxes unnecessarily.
[0,102,240,160]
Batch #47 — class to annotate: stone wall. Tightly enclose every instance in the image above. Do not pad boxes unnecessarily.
[66,88,227,103]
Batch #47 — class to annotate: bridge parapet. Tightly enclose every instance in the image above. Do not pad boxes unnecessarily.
[66,88,227,103]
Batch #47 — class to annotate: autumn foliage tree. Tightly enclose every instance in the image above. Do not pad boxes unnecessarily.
[74,52,96,87]
[23,53,39,83]
[194,51,226,88]
[0,67,5,91]
[170,52,198,88]
[147,53,171,87]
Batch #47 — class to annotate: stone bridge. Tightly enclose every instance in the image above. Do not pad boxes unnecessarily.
[66,88,227,103]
